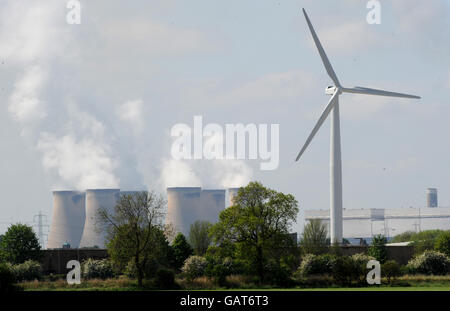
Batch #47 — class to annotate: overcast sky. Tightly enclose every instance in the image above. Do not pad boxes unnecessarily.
[1,0,449,235]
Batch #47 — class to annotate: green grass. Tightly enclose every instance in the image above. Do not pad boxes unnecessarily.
[18,275,450,291]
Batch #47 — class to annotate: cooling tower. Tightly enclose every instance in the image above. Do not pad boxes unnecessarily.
[228,187,241,206]
[200,189,226,222]
[166,187,202,236]
[47,191,86,249]
[79,189,120,248]
[426,188,438,208]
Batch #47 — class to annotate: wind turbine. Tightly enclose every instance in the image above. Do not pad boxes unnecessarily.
[296,9,420,244]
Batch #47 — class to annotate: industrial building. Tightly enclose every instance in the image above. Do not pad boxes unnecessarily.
[304,188,449,240]
[426,188,438,208]
[79,189,121,248]
[48,189,123,249]
[46,191,86,249]
[166,187,232,236]
[48,187,239,249]
[305,207,450,239]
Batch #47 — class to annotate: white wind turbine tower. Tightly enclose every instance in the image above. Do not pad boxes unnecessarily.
[296,9,420,244]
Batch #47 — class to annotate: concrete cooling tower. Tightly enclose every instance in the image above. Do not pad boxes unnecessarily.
[200,189,226,221]
[47,191,86,249]
[228,187,241,206]
[166,188,227,236]
[79,189,120,248]
[166,187,202,236]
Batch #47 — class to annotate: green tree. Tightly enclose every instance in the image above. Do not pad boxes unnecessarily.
[300,219,328,255]
[209,181,299,282]
[391,231,416,243]
[0,224,41,264]
[188,220,212,255]
[435,232,450,257]
[390,229,450,254]
[382,260,402,285]
[171,233,193,270]
[99,191,170,287]
[368,234,388,264]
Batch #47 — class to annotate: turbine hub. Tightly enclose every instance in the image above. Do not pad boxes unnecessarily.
[325,86,337,95]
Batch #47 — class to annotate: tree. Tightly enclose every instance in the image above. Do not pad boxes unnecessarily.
[188,221,212,255]
[300,219,328,255]
[171,233,193,270]
[391,230,448,254]
[382,260,402,285]
[209,181,299,282]
[435,232,450,257]
[368,234,388,264]
[391,231,416,243]
[0,224,41,264]
[99,191,169,287]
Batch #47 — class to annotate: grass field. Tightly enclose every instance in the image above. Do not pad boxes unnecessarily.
[18,275,450,291]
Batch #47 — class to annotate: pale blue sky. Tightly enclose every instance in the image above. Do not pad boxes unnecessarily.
[0,0,449,235]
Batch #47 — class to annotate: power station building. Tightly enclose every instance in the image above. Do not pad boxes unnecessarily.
[304,188,449,240]
[48,189,123,249]
[46,191,86,249]
[79,189,120,248]
[48,187,240,249]
[305,207,450,239]
[166,187,234,237]
[426,188,438,208]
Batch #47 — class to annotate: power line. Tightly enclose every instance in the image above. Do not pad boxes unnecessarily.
[33,211,49,248]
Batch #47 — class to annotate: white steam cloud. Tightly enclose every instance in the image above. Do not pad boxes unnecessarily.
[3,1,253,193]
[2,0,119,190]
[8,66,46,124]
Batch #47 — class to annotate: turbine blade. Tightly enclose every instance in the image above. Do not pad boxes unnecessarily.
[302,8,341,87]
[342,86,421,99]
[295,91,339,162]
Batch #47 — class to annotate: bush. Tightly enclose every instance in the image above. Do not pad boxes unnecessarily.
[154,268,176,289]
[435,232,450,257]
[264,259,293,287]
[351,253,375,284]
[368,235,387,264]
[13,260,42,282]
[0,262,16,292]
[382,260,402,284]
[332,256,358,286]
[81,259,115,279]
[406,250,450,275]
[295,254,337,277]
[225,275,256,289]
[206,256,233,285]
[331,254,375,286]
[181,256,207,280]
[124,260,137,279]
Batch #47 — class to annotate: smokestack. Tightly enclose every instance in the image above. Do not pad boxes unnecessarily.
[47,191,85,249]
[79,189,120,248]
[426,188,438,208]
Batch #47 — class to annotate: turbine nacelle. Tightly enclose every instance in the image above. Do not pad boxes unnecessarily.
[326,86,339,95]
